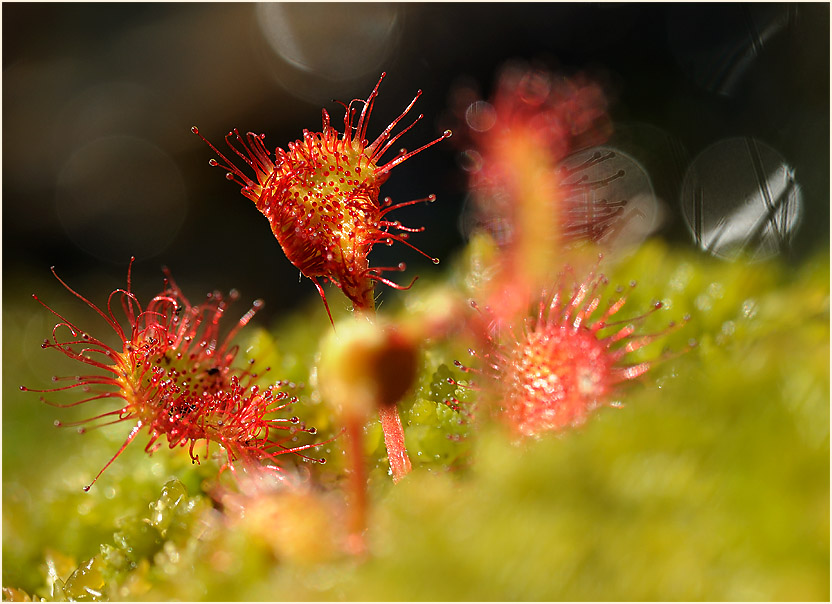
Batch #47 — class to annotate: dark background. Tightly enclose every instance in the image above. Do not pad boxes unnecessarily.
[3,3,829,322]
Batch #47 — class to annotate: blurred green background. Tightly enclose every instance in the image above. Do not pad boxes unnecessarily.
[3,240,828,600]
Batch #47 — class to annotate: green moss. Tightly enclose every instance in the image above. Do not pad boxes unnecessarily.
[3,241,828,600]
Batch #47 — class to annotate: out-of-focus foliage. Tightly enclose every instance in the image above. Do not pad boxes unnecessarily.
[3,240,828,601]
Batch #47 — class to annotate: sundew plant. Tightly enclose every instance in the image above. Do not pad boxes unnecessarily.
[3,8,829,601]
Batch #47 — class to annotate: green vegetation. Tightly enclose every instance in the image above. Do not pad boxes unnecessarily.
[3,239,828,601]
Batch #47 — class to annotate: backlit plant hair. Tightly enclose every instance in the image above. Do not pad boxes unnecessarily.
[463,266,687,436]
[193,72,452,320]
[22,260,320,491]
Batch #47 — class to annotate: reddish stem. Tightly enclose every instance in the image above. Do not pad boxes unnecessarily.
[378,402,412,482]
[355,288,413,483]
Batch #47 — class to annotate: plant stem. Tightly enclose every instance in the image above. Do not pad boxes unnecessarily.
[356,287,413,482]
[378,403,412,482]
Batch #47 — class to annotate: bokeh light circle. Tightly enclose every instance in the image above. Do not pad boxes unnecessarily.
[465,101,497,133]
[680,137,802,261]
[557,145,662,252]
[56,135,187,263]
[256,3,402,102]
